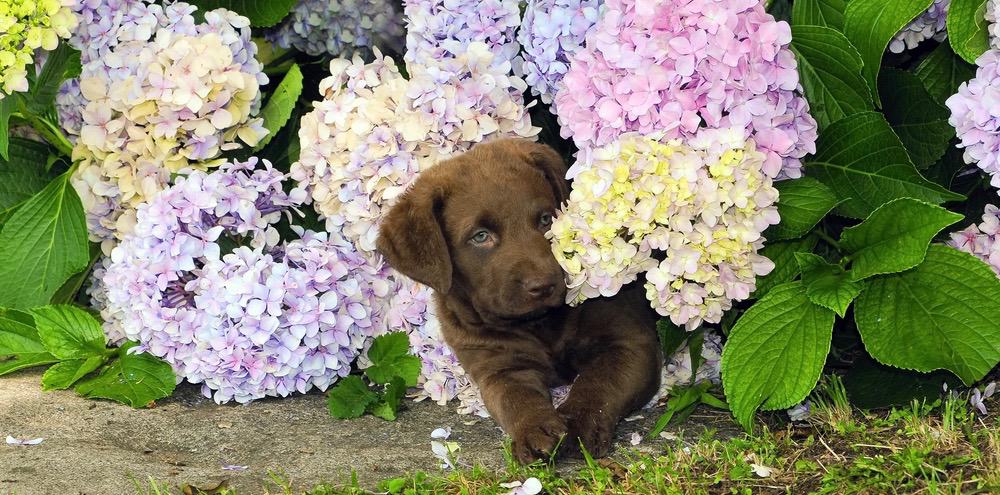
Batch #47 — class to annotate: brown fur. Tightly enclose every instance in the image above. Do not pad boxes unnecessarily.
[377,138,662,463]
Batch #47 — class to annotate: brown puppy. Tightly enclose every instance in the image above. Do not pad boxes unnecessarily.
[377,138,662,463]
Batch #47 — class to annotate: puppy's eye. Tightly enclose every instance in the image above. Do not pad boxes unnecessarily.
[539,212,554,228]
[470,229,492,245]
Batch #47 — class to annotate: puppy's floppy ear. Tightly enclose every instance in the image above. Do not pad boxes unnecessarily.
[512,140,570,205]
[376,178,453,294]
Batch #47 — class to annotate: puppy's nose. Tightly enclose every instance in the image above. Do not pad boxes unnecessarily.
[522,278,556,298]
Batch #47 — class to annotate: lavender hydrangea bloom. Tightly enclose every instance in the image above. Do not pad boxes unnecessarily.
[266,0,405,58]
[403,0,522,67]
[889,0,949,53]
[515,0,602,106]
[55,79,85,141]
[101,159,395,404]
[554,0,817,179]
[947,50,1000,187]
[949,204,1000,274]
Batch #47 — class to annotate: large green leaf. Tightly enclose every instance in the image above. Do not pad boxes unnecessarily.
[370,376,407,421]
[947,0,991,64]
[843,0,934,106]
[187,0,297,27]
[29,41,80,112]
[795,253,863,317]
[767,176,842,241]
[790,25,873,129]
[878,69,953,169]
[365,332,421,387]
[657,318,688,358]
[791,0,846,29]
[327,375,379,419]
[753,236,819,298]
[806,112,963,218]
[0,138,55,225]
[30,305,107,360]
[0,309,57,376]
[41,356,107,391]
[721,282,835,431]
[914,40,977,106]
[854,245,1000,385]
[0,172,90,309]
[840,198,962,280]
[0,95,15,161]
[74,342,176,408]
[255,64,302,151]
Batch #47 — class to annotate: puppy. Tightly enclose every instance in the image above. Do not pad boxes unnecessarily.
[377,139,662,463]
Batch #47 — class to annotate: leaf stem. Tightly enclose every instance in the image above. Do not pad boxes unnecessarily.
[815,229,841,251]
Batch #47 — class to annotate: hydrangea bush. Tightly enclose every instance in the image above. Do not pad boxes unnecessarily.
[3,0,1000,433]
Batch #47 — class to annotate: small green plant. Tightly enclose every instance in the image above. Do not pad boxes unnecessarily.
[326,332,420,421]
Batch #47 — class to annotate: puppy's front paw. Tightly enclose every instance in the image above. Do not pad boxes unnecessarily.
[510,411,567,464]
[558,406,615,459]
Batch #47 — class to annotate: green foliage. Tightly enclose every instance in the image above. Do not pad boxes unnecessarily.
[795,252,862,317]
[656,318,688,357]
[791,0,846,28]
[365,332,421,387]
[187,0,297,27]
[767,177,842,241]
[0,138,56,227]
[878,69,953,169]
[854,246,1000,384]
[790,25,872,129]
[0,309,57,375]
[840,198,962,280]
[753,235,819,298]
[29,42,81,113]
[75,342,177,407]
[722,282,835,431]
[326,332,420,421]
[914,41,977,106]
[327,375,379,419]
[946,0,991,64]
[0,173,90,310]
[0,96,15,161]
[843,355,958,409]
[30,305,107,359]
[255,63,303,151]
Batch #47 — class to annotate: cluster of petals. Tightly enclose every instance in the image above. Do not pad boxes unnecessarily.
[514,0,603,106]
[402,0,521,67]
[553,0,816,179]
[946,49,1000,188]
[69,5,269,251]
[0,0,77,99]
[890,0,949,53]
[549,129,779,330]
[100,159,396,404]
[266,0,405,58]
[986,0,1000,46]
[949,204,1000,274]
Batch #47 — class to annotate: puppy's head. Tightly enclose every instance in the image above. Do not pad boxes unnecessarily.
[377,139,569,323]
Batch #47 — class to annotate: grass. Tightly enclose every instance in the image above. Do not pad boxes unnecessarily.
[141,384,1000,495]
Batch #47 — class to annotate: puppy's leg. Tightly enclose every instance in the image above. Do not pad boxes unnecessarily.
[557,293,662,457]
[457,348,567,464]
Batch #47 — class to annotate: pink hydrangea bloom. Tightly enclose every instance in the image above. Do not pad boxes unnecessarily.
[947,50,1000,187]
[554,0,816,179]
[949,204,1000,274]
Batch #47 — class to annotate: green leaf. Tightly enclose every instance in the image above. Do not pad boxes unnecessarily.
[753,236,819,298]
[657,319,688,358]
[74,342,176,407]
[721,282,835,431]
[947,0,991,64]
[29,42,80,112]
[767,177,842,241]
[0,309,58,376]
[840,198,962,280]
[255,64,302,151]
[0,138,55,226]
[792,0,846,28]
[843,354,958,409]
[30,305,107,359]
[687,328,706,385]
[915,40,977,106]
[790,25,873,129]
[0,96,15,161]
[854,245,1000,384]
[843,0,934,106]
[41,355,106,391]
[0,172,90,309]
[186,0,297,27]
[365,332,420,387]
[795,253,863,317]
[806,112,963,218]
[878,69,954,169]
[327,375,378,419]
[50,243,101,305]
[370,376,407,421]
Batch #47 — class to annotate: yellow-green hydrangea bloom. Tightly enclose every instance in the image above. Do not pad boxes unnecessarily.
[0,0,77,98]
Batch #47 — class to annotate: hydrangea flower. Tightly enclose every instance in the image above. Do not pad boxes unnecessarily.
[986,0,1000,46]
[515,0,602,106]
[266,0,405,58]
[549,129,779,329]
[889,0,949,53]
[946,49,1000,187]
[55,79,85,141]
[0,0,77,99]
[100,159,396,404]
[403,0,521,67]
[70,6,269,251]
[554,0,816,179]
[949,204,1000,274]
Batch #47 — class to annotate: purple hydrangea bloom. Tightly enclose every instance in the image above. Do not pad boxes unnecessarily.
[949,204,1000,274]
[515,0,603,106]
[266,0,405,58]
[100,159,394,403]
[890,0,949,53]
[403,0,522,67]
[554,0,817,179]
[947,50,1000,187]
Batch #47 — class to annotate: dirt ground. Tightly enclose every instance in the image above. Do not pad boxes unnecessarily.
[0,369,736,494]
